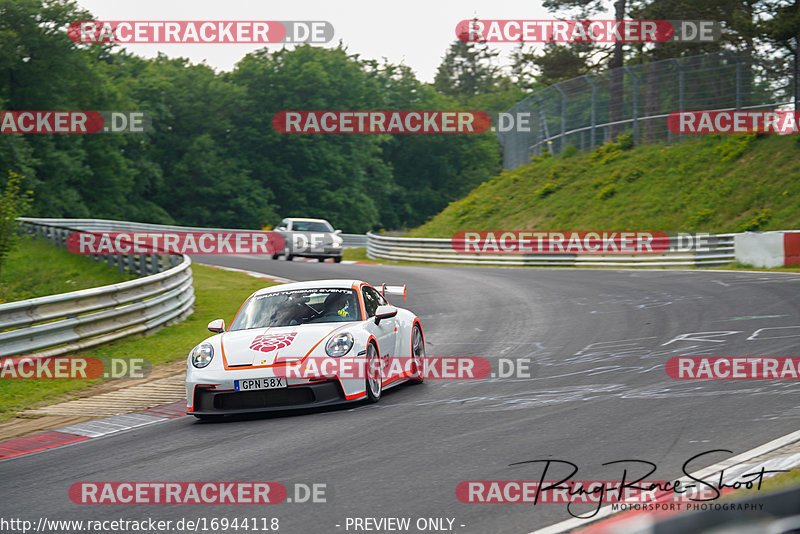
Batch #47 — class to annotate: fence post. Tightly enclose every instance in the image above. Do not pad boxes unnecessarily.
[735,54,742,110]
[534,94,550,155]
[624,66,639,144]
[585,75,597,149]
[554,84,567,154]
[667,59,684,143]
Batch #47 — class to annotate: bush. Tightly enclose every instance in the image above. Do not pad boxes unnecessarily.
[597,184,617,200]
[616,133,634,150]
[560,144,579,158]
[536,182,560,198]
[740,208,772,231]
[624,168,644,182]
[0,172,33,276]
[715,134,756,162]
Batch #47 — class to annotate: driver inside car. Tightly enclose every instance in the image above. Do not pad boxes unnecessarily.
[320,292,354,320]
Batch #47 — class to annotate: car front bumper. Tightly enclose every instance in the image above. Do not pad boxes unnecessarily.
[188,380,359,415]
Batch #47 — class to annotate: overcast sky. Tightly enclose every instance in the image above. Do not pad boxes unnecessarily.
[74,0,613,83]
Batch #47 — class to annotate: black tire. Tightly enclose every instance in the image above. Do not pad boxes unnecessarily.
[317,257,324,262]
[193,414,225,422]
[271,254,280,260]
[365,342,382,403]
[334,256,342,263]
[409,324,425,384]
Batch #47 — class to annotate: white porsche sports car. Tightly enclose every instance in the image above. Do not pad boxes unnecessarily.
[186,279,425,420]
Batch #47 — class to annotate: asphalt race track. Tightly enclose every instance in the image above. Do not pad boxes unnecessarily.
[3,257,800,533]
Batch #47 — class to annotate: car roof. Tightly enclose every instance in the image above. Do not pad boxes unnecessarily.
[284,218,330,223]
[252,279,364,297]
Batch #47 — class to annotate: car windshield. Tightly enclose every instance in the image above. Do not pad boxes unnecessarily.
[291,221,332,232]
[229,288,359,330]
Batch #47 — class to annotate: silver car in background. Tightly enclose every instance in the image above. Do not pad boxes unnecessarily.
[272,217,344,262]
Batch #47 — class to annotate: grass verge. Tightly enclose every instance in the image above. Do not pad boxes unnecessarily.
[0,236,135,303]
[722,467,800,501]
[0,261,277,422]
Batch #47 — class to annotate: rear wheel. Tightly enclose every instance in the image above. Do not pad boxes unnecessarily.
[365,342,382,403]
[409,324,425,384]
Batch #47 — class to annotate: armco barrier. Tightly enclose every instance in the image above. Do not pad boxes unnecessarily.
[366,232,737,267]
[1,219,195,359]
[18,217,367,249]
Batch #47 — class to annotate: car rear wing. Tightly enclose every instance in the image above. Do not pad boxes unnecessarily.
[380,284,406,302]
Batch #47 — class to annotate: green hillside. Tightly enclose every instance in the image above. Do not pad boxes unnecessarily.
[410,134,800,237]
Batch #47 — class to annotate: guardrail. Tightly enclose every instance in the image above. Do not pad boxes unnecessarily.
[341,233,367,248]
[366,232,736,267]
[19,217,367,249]
[1,219,195,359]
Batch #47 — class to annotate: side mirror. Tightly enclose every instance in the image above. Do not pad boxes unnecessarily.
[276,226,287,231]
[208,319,226,333]
[333,229,342,234]
[374,305,398,325]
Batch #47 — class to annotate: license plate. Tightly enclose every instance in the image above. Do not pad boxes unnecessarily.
[234,377,286,391]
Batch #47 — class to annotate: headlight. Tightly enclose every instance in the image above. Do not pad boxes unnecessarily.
[325,333,353,357]
[331,242,342,248]
[190,343,214,368]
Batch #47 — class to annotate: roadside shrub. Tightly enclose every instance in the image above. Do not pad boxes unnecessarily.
[560,144,579,158]
[715,134,756,162]
[536,182,560,198]
[739,208,772,231]
[597,184,616,200]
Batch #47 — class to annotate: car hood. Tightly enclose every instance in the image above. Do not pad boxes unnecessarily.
[220,323,353,366]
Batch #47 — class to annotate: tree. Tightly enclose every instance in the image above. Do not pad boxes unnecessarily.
[542,0,627,140]
[0,171,33,275]
[533,43,594,85]
[759,0,800,110]
[434,39,502,99]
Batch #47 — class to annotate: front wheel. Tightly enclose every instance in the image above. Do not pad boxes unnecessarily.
[409,324,425,384]
[365,342,382,403]
[283,247,294,261]
[333,256,342,263]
